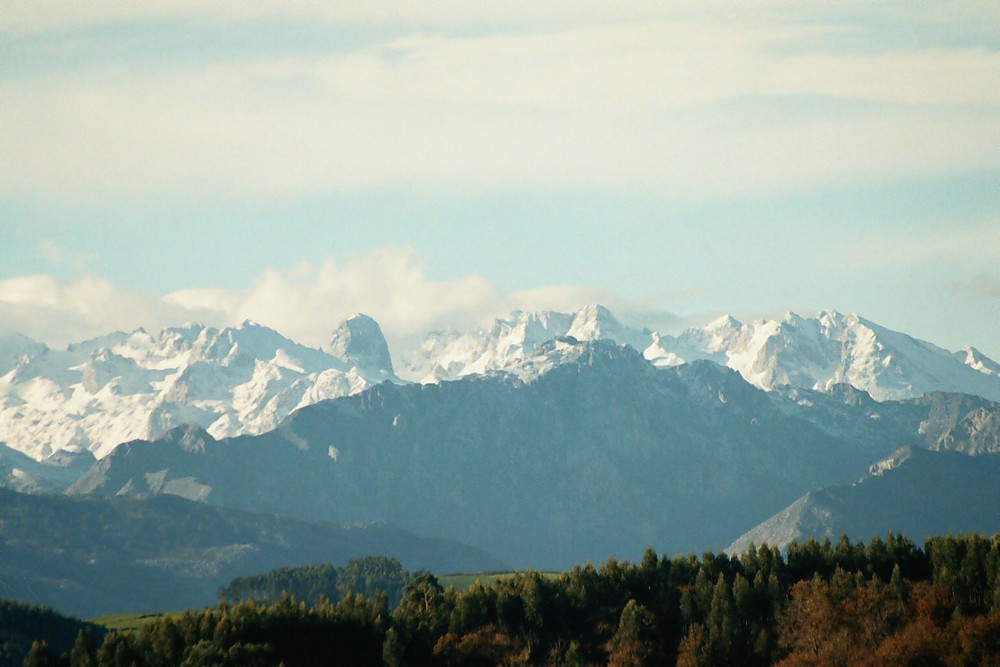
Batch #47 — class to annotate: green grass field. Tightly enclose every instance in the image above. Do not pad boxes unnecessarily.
[90,611,169,633]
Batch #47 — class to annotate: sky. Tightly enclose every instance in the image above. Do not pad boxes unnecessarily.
[1,1,998,360]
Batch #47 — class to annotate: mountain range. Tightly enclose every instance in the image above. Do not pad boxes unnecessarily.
[402,305,1000,402]
[0,315,397,460]
[2,305,998,464]
[66,338,1000,569]
[0,304,997,610]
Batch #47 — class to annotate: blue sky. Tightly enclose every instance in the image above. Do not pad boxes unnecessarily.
[1,2,998,359]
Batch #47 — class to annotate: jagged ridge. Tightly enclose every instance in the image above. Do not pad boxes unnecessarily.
[2,304,998,462]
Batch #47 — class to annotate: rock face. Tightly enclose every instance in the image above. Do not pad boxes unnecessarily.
[726,446,1000,554]
[929,406,1000,455]
[325,314,395,381]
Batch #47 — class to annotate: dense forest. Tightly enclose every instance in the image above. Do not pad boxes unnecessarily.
[0,600,102,667]
[218,555,410,609]
[13,532,1000,666]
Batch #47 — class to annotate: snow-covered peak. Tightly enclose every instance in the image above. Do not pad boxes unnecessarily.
[2,305,998,462]
[0,332,47,376]
[817,309,846,327]
[0,319,399,460]
[682,314,747,354]
[493,335,651,384]
[958,346,1000,377]
[566,304,616,339]
[706,313,744,333]
[567,303,652,352]
[643,331,687,368]
[395,304,653,383]
[656,311,1000,403]
[326,314,395,380]
[398,305,1000,402]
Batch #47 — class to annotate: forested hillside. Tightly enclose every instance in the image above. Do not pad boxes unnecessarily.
[219,555,410,609]
[17,532,1000,666]
[0,600,102,667]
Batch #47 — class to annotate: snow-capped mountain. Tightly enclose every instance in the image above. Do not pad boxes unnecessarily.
[325,313,395,382]
[957,346,1000,377]
[400,305,1000,402]
[0,315,396,460]
[656,311,1000,402]
[0,331,47,376]
[0,442,95,493]
[2,303,998,462]
[396,304,652,382]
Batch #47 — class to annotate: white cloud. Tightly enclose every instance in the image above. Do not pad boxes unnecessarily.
[2,10,997,201]
[165,246,513,350]
[5,2,996,38]
[0,247,680,354]
[0,2,805,34]
[0,275,210,347]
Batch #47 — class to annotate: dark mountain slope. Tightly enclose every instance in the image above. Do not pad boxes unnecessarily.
[0,488,503,618]
[72,343,880,568]
[0,444,94,494]
[728,446,1000,553]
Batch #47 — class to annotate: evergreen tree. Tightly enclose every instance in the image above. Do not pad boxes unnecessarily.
[606,599,660,667]
[69,629,97,667]
[23,640,63,667]
[706,574,736,664]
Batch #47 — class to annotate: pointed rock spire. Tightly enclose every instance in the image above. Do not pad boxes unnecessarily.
[327,314,395,377]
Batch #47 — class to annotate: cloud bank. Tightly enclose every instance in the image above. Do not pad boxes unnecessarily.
[0,246,676,355]
[2,240,996,363]
[3,5,997,202]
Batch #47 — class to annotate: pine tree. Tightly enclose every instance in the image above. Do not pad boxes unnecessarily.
[70,629,97,667]
[24,640,62,667]
[706,574,736,664]
[606,599,659,667]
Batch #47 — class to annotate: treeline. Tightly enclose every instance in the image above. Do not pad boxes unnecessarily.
[218,555,410,609]
[20,532,1000,666]
[0,599,102,667]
